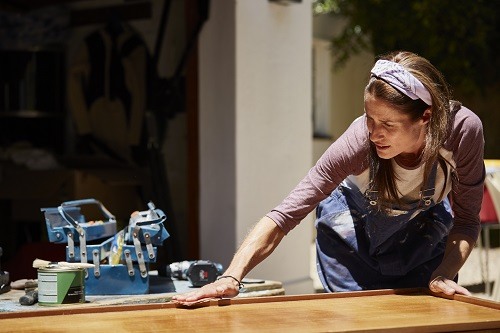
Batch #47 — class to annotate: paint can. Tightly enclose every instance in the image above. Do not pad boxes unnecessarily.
[38,267,85,306]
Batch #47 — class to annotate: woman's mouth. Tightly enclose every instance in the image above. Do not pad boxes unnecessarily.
[374,143,390,150]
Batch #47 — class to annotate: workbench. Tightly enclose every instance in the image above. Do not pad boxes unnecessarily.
[0,288,499,332]
[0,274,284,314]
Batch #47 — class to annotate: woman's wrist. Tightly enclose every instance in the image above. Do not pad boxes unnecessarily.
[216,275,244,289]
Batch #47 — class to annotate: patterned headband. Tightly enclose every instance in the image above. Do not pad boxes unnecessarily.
[370,59,432,106]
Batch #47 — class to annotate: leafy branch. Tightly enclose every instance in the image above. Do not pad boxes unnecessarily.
[313,0,499,94]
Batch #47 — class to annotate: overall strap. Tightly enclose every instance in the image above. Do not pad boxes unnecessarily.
[419,160,438,207]
[365,162,378,206]
[365,160,438,207]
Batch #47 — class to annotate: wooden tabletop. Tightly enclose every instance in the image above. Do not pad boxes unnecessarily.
[0,288,498,332]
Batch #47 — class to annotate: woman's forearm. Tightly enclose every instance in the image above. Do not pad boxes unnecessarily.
[432,232,476,280]
[223,216,286,281]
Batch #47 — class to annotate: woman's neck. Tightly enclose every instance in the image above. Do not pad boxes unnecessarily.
[394,153,422,169]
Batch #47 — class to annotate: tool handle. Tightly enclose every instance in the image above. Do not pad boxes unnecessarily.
[19,290,38,306]
[59,198,116,228]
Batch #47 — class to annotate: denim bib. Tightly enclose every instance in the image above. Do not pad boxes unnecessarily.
[315,161,454,292]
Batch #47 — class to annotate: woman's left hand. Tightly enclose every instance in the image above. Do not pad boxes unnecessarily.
[428,275,471,296]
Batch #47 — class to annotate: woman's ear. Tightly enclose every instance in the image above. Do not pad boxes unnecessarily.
[422,108,432,124]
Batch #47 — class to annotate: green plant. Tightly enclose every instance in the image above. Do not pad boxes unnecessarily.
[313,0,499,94]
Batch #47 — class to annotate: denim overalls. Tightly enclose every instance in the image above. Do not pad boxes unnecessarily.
[315,162,454,292]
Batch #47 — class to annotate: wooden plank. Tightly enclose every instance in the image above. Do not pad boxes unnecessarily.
[0,289,498,332]
[427,289,500,310]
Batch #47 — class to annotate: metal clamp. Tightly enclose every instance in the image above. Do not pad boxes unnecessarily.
[420,188,435,207]
[365,189,378,206]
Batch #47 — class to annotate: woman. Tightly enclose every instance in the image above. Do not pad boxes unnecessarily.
[173,51,484,304]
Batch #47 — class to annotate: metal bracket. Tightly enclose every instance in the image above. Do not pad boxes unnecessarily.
[420,187,435,207]
[67,232,75,258]
[124,249,134,276]
[78,227,87,263]
[133,227,147,278]
[144,233,155,260]
[92,250,100,277]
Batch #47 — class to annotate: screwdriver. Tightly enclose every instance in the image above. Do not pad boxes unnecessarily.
[19,280,38,306]
[19,289,38,306]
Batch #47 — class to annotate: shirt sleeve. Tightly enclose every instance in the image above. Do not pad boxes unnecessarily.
[446,106,485,241]
[266,116,370,234]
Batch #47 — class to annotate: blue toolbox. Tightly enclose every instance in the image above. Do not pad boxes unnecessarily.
[41,198,169,295]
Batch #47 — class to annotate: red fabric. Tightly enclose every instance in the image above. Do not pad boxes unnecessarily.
[480,187,498,224]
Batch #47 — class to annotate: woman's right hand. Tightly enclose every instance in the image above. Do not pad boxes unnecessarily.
[171,216,284,306]
[171,276,241,306]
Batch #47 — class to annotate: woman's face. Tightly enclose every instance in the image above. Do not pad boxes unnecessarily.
[364,95,430,165]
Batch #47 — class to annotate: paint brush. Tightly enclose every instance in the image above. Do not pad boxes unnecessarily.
[33,258,94,269]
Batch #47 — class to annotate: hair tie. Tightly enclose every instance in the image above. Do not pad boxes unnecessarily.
[370,59,432,106]
[216,275,244,290]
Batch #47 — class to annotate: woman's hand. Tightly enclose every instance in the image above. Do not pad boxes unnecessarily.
[428,275,471,296]
[171,216,284,306]
[171,276,242,305]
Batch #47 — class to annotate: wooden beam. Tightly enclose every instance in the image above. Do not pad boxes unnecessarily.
[70,2,152,27]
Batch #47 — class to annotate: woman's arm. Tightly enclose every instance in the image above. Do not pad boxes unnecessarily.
[430,107,485,296]
[171,216,285,304]
[428,233,475,295]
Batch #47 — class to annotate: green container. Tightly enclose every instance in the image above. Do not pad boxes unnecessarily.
[38,267,85,305]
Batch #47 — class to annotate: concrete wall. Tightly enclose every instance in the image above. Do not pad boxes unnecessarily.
[199,0,314,294]
[64,0,372,294]
[313,14,373,141]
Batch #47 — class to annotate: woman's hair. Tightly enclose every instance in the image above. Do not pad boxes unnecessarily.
[364,51,456,207]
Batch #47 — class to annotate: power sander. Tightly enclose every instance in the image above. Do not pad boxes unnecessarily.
[0,247,11,295]
[159,260,223,287]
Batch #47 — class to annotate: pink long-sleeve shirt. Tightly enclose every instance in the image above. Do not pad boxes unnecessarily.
[267,105,485,242]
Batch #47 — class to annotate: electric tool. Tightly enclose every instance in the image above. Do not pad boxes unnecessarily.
[160,260,223,287]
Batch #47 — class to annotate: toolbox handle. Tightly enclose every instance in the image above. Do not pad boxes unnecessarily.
[58,198,116,228]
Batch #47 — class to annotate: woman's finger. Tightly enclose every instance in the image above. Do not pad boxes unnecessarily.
[429,276,471,296]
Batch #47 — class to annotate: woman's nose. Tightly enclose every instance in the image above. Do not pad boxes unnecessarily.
[369,123,384,139]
